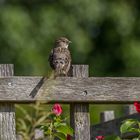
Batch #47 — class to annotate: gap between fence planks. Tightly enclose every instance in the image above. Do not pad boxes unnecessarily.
[1,77,140,103]
[0,64,16,140]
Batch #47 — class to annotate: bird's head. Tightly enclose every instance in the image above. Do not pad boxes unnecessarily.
[55,37,71,48]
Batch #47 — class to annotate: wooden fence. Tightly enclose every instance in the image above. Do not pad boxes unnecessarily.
[0,64,140,140]
[91,106,140,139]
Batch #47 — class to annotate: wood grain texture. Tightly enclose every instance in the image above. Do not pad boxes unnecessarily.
[70,65,90,140]
[0,64,14,76]
[0,76,43,102]
[0,77,140,103]
[36,77,140,103]
[91,113,140,140]
[0,64,16,140]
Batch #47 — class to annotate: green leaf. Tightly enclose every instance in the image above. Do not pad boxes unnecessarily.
[44,129,51,135]
[128,128,139,133]
[54,122,66,128]
[17,118,27,131]
[56,125,73,136]
[34,115,48,127]
[115,137,122,140]
[16,105,32,122]
[54,132,66,140]
[122,119,138,124]
[120,119,138,134]
[105,135,121,140]
[40,125,49,131]
[132,138,139,140]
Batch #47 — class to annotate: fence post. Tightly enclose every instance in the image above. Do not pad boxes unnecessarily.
[70,65,90,140]
[0,64,16,140]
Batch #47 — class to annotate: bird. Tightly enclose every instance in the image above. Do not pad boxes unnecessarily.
[48,37,72,77]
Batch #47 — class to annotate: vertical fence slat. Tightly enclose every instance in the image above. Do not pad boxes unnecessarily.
[0,64,16,140]
[70,65,90,140]
[124,105,137,115]
[100,111,115,123]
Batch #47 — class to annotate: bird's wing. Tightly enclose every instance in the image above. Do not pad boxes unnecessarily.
[48,49,55,69]
[60,48,71,73]
[66,49,71,73]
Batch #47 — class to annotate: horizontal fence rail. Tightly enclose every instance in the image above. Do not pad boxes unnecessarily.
[0,77,140,103]
[0,64,140,140]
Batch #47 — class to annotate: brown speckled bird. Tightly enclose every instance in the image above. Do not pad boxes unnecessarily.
[49,37,72,77]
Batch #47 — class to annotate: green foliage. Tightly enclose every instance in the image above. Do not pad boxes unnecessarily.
[56,125,73,136]
[120,119,140,139]
[40,113,73,140]
[105,135,121,140]
[16,103,51,140]
[1,0,140,138]
[0,0,140,76]
[120,119,139,134]
[16,103,73,140]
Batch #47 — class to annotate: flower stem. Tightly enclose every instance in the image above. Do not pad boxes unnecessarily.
[49,122,53,140]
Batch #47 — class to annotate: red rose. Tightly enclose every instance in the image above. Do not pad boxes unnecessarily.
[52,103,62,116]
[67,134,71,140]
[96,136,105,140]
[134,102,140,113]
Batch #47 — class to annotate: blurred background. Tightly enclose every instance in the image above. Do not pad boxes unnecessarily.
[0,0,140,132]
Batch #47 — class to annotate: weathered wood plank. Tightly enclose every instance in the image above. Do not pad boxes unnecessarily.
[0,64,16,140]
[0,76,43,102]
[100,111,115,123]
[0,77,140,103]
[36,77,140,103]
[0,64,14,76]
[91,113,140,140]
[70,65,90,140]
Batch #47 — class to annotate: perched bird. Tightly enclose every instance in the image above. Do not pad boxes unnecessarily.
[49,37,72,77]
